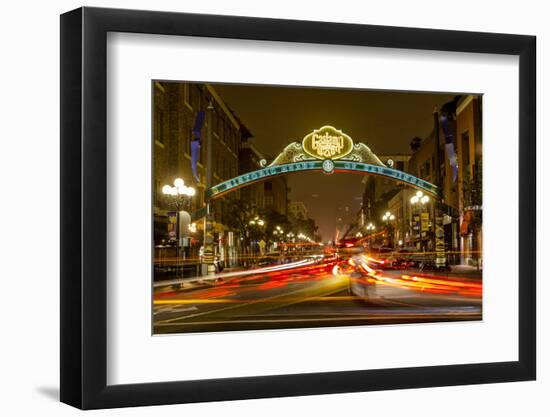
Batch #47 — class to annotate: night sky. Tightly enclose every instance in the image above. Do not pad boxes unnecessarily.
[214,83,455,241]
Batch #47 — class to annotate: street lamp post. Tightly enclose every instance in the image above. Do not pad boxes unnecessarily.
[409,191,430,251]
[161,178,196,259]
[365,222,375,249]
[203,101,215,275]
[248,215,266,255]
[381,211,396,247]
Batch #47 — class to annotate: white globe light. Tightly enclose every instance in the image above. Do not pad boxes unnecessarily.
[188,187,196,196]
[421,195,429,204]
[385,211,391,217]
[390,214,395,220]
[162,185,172,195]
[416,190,423,198]
[410,196,419,204]
[174,178,184,188]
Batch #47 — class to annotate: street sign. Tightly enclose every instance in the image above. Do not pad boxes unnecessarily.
[412,215,420,238]
[421,212,429,232]
[167,211,177,241]
[435,216,446,266]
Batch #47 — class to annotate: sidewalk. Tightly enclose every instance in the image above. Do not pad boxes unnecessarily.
[451,264,483,276]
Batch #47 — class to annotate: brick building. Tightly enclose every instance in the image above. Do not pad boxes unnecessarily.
[456,95,483,266]
[153,81,250,258]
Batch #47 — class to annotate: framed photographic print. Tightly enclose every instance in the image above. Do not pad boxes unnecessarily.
[60,6,536,409]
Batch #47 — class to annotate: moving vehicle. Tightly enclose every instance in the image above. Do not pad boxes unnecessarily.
[368,247,396,269]
[332,240,381,301]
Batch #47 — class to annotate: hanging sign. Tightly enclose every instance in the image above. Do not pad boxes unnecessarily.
[421,212,430,232]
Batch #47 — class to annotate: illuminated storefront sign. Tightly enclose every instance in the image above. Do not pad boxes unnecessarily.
[302,125,354,160]
[206,160,438,200]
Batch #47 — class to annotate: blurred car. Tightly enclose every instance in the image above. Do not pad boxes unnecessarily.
[392,247,421,269]
[334,238,366,259]
[257,251,283,266]
[332,253,381,301]
[368,247,396,269]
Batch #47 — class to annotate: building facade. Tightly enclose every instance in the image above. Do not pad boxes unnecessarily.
[288,201,308,220]
[407,101,461,262]
[238,142,265,210]
[263,176,289,216]
[153,81,249,260]
[362,154,412,230]
[456,95,483,266]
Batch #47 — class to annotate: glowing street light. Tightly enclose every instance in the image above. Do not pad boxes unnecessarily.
[249,216,265,227]
[410,190,430,205]
[162,178,196,197]
[161,178,196,258]
[382,211,395,222]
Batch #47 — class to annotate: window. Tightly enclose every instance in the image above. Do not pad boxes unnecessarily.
[155,180,161,203]
[183,84,191,108]
[212,109,218,134]
[155,111,165,144]
[200,135,205,165]
[191,84,201,111]
[230,130,236,153]
[186,129,192,156]
[461,131,471,178]
[423,160,431,178]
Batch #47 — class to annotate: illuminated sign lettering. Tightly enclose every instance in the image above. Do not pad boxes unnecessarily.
[205,160,438,200]
[302,125,353,160]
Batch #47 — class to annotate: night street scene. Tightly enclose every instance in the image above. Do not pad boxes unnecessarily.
[152,82,482,334]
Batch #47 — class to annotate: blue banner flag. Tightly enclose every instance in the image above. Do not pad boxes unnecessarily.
[440,113,458,183]
[191,111,205,182]
[193,111,205,139]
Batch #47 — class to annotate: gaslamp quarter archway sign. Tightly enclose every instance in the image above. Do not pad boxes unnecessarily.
[206,125,439,199]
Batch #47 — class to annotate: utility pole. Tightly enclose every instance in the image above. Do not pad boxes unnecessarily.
[203,101,216,275]
[432,107,447,268]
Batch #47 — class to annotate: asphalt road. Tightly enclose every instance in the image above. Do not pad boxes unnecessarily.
[153,259,482,334]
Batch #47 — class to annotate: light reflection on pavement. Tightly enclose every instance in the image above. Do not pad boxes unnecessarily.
[153,256,482,334]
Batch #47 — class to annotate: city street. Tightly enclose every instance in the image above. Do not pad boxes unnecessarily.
[153,257,482,334]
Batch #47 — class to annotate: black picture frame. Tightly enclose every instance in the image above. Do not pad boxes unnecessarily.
[60,6,536,410]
